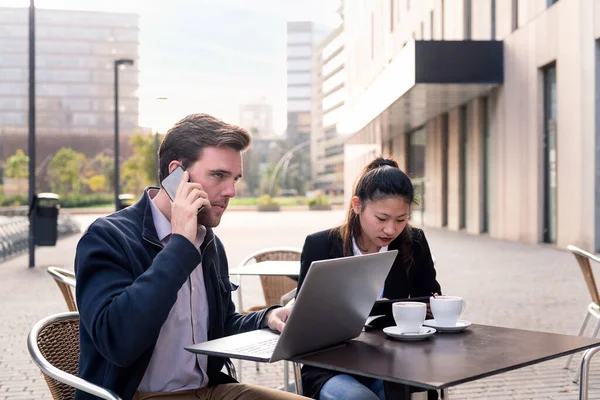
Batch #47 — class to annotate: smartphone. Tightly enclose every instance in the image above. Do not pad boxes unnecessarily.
[160,166,205,213]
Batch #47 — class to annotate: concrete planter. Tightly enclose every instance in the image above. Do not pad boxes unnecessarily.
[257,205,281,212]
[309,204,332,211]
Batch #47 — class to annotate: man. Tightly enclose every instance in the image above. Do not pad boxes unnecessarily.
[75,114,305,400]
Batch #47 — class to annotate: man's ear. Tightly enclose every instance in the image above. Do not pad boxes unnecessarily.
[167,161,182,175]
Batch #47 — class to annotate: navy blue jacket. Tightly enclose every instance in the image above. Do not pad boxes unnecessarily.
[74,190,270,400]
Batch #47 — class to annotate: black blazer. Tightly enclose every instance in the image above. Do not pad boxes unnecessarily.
[296,227,441,398]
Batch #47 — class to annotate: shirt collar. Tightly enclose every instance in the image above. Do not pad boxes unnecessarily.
[148,189,206,247]
[352,236,388,256]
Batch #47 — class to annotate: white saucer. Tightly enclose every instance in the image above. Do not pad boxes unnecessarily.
[383,326,436,341]
[423,319,472,333]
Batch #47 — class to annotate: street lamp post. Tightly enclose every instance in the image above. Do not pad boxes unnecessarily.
[114,58,134,211]
[28,0,36,268]
[155,97,168,185]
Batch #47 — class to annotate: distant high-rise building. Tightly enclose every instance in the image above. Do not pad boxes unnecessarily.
[0,7,139,137]
[311,23,345,195]
[239,97,274,137]
[286,21,330,146]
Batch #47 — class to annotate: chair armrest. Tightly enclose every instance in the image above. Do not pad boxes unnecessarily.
[27,313,122,400]
[224,359,237,381]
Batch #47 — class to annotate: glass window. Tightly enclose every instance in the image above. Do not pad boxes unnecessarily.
[0,83,26,96]
[112,28,139,42]
[0,24,27,38]
[287,32,311,45]
[0,112,26,125]
[0,9,26,24]
[543,64,557,243]
[0,69,26,81]
[288,45,312,58]
[288,73,310,85]
[323,70,345,94]
[287,99,311,112]
[0,39,26,52]
[37,54,99,69]
[38,26,112,41]
[288,86,311,98]
[407,128,426,178]
[0,98,26,110]
[287,59,311,72]
[323,49,344,77]
[323,104,345,128]
[92,42,138,57]
[38,41,91,54]
[322,88,345,111]
[322,33,343,60]
[38,70,90,83]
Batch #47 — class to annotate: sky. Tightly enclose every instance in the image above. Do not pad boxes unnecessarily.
[4,0,342,134]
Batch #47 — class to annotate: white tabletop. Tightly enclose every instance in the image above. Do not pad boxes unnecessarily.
[229,260,300,277]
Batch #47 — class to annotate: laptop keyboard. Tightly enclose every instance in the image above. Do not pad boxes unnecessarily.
[229,337,279,358]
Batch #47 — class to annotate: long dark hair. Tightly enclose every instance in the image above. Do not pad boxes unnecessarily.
[335,157,415,267]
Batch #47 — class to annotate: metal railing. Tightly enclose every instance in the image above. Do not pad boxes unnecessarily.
[0,215,81,262]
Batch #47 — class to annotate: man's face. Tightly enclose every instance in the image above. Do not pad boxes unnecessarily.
[186,146,242,228]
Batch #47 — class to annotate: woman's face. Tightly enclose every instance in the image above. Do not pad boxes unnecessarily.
[352,196,410,251]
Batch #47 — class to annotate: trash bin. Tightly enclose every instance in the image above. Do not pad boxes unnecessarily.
[33,192,60,246]
[117,194,135,211]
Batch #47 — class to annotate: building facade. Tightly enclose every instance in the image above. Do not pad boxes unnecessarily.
[0,7,139,162]
[311,24,346,195]
[286,21,330,146]
[339,0,599,251]
[239,97,274,138]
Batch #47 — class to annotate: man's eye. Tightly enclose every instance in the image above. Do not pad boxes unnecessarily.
[214,173,223,179]
[376,217,385,221]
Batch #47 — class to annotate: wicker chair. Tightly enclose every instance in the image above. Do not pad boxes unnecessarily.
[564,245,600,382]
[28,312,238,400]
[47,266,77,312]
[27,312,121,400]
[236,247,302,313]
[235,247,301,392]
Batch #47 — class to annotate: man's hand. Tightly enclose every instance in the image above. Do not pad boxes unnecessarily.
[265,306,292,332]
[170,170,211,244]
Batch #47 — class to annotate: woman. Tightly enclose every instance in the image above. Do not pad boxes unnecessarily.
[296,157,441,400]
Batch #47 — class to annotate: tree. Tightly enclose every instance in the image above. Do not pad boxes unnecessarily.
[47,148,87,197]
[5,149,29,179]
[85,153,114,192]
[88,175,107,192]
[122,132,160,194]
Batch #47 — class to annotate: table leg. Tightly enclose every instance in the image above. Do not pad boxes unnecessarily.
[579,346,600,400]
[441,388,450,399]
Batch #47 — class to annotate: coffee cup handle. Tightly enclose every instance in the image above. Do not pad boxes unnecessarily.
[461,299,466,313]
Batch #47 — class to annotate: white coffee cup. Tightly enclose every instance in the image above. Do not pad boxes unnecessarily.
[430,296,466,327]
[392,302,426,333]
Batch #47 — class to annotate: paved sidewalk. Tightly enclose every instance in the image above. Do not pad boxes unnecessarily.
[1,210,600,399]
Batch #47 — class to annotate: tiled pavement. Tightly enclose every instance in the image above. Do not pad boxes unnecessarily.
[1,210,600,399]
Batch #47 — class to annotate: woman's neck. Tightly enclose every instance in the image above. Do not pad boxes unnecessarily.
[356,236,381,254]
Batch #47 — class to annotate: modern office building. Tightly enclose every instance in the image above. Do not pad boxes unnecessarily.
[339,0,598,251]
[311,24,346,195]
[0,7,139,160]
[286,21,330,146]
[239,97,274,138]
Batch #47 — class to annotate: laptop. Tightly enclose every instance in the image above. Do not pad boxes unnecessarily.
[185,249,398,363]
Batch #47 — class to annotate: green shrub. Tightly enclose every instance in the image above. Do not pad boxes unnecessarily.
[258,194,280,206]
[308,194,330,207]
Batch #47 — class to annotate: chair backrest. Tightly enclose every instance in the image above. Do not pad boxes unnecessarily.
[27,312,121,400]
[240,247,301,306]
[47,267,77,312]
[568,245,600,305]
